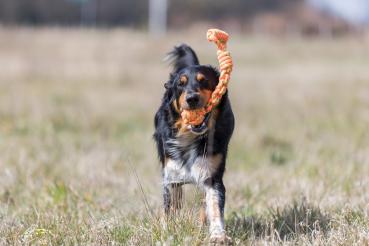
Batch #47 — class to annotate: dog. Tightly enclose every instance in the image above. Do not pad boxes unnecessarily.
[153,44,234,243]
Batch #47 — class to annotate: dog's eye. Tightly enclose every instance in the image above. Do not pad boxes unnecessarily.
[196,73,209,86]
[179,75,187,86]
[196,73,206,82]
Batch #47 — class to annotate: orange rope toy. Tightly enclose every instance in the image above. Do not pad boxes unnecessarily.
[181,29,233,126]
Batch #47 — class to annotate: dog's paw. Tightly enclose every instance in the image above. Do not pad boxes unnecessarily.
[209,233,233,245]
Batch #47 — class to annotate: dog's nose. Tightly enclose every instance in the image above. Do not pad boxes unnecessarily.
[186,93,200,107]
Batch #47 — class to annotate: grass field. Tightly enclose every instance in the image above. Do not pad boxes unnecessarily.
[1,27,369,245]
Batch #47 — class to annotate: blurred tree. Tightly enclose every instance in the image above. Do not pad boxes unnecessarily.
[0,0,298,26]
[0,0,147,27]
[0,0,361,35]
[149,0,167,36]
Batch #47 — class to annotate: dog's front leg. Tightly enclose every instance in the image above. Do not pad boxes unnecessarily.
[205,179,232,244]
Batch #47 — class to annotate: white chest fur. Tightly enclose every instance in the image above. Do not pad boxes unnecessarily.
[163,154,222,186]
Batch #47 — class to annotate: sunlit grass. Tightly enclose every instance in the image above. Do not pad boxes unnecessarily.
[0,27,369,244]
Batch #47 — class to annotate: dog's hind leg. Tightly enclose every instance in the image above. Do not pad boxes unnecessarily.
[163,183,183,216]
[163,184,171,216]
[171,183,183,212]
[199,194,207,226]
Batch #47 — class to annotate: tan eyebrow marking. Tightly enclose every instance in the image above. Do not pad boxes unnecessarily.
[180,75,188,85]
[196,73,205,82]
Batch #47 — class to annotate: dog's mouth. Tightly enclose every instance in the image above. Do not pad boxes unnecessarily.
[182,103,205,111]
[186,113,210,135]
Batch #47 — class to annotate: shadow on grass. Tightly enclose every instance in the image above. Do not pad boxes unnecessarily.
[226,199,331,242]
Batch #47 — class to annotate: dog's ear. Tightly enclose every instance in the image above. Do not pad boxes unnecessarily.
[204,65,220,79]
[164,72,178,89]
[203,65,220,89]
[164,80,172,89]
[165,44,199,74]
[163,76,176,104]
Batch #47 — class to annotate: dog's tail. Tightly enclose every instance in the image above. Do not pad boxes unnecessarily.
[165,44,200,74]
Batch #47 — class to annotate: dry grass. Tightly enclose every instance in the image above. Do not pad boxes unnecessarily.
[1,27,369,245]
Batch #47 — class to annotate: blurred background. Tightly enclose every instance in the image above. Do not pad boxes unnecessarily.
[1,0,369,35]
[1,0,369,244]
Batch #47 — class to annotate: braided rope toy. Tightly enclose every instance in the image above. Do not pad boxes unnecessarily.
[181,29,233,127]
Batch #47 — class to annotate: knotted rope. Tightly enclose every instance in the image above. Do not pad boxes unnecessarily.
[181,29,233,126]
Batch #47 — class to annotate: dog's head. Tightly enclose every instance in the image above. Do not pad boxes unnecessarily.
[163,44,220,135]
[166,66,219,112]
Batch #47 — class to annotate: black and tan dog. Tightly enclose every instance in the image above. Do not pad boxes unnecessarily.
[153,44,234,243]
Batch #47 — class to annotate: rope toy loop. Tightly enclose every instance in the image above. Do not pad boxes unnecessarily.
[181,28,234,126]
